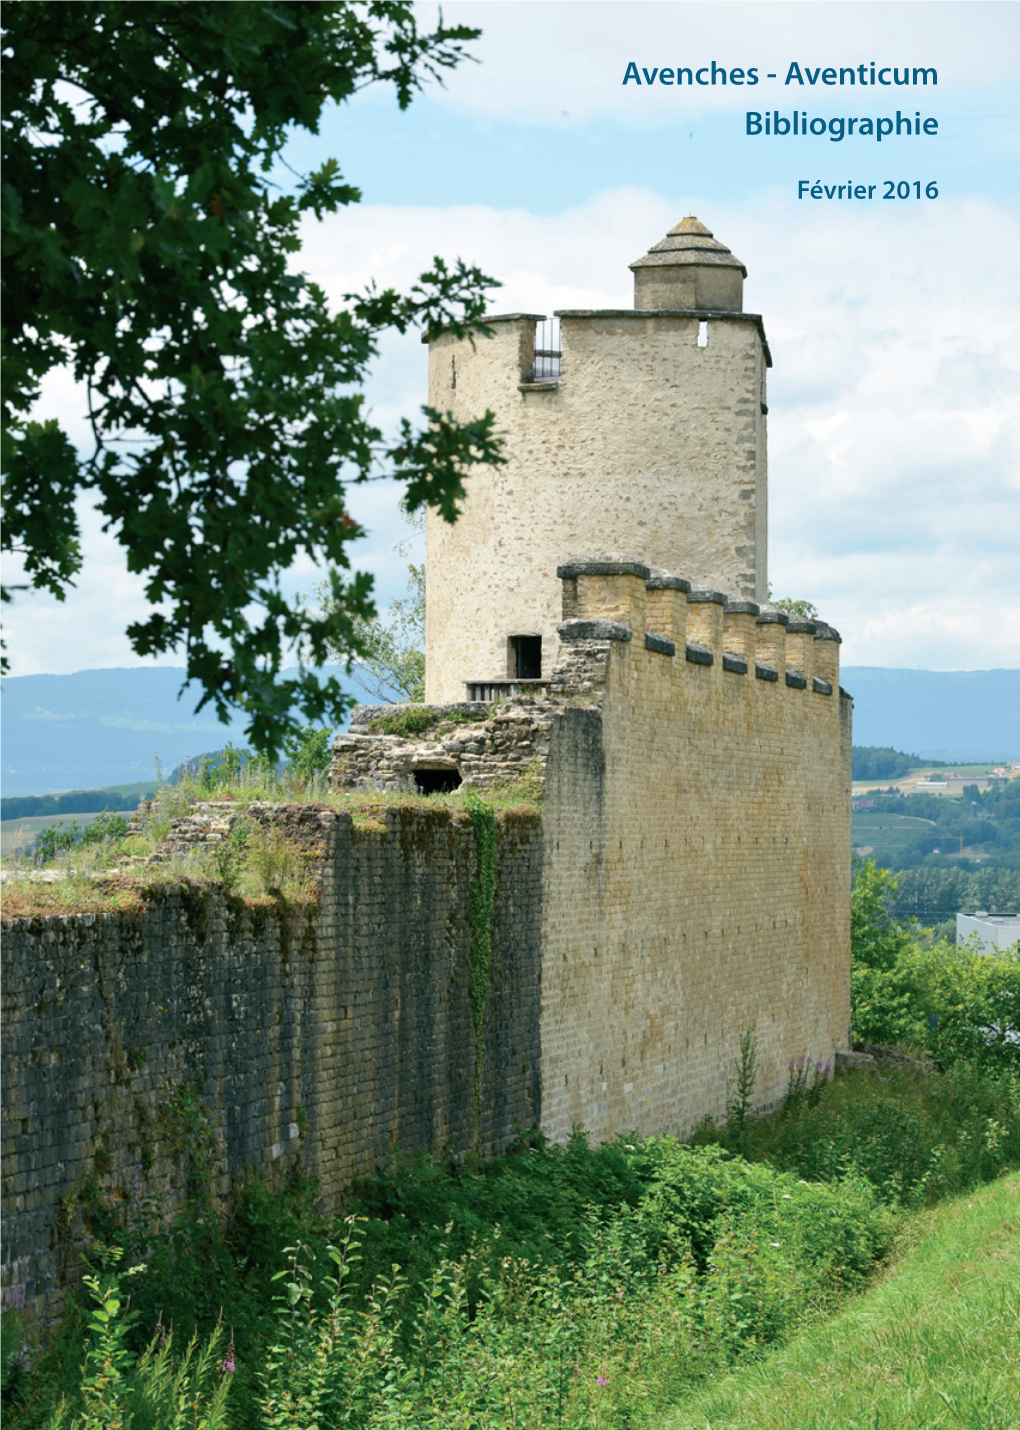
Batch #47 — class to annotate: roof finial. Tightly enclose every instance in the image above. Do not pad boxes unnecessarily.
[629,217,746,312]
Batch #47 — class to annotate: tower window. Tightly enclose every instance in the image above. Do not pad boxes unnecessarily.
[531,318,561,382]
[511,635,542,680]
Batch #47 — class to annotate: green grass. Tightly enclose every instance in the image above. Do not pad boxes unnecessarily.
[0,767,541,919]
[852,811,935,858]
[653,1173,1020,1430]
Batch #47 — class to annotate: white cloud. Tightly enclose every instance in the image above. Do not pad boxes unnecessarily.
[301,188,1020,668]
[4,500,162,675]
[9,182,1017,674]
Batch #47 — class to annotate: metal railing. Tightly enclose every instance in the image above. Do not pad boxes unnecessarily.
[529,317,561,383]
[465,679,551,703]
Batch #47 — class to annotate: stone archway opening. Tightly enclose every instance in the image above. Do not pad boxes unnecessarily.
[413,768,463,795]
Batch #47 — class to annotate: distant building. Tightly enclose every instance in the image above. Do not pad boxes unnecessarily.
[956,912,1020,953]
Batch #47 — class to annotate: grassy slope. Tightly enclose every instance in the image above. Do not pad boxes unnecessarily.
[656,1173,1020,1430]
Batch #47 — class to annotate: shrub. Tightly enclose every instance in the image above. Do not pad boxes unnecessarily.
[714,1061,1020,1206]
[283,724,334,783]
[369,705,441,738]
[851,858,1020,1070]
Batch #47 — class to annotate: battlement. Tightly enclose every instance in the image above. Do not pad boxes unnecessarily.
[332,553,845,799]
[554,555,840,697]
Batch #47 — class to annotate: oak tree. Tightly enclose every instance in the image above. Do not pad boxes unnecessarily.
[2,1,502,753]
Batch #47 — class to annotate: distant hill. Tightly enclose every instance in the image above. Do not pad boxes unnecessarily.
[1,779,159,823]
[0,666,361,797]
[2,664,1016,798]
[841,668,1019,763]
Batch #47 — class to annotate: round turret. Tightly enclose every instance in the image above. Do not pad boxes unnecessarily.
[630,216,746,312]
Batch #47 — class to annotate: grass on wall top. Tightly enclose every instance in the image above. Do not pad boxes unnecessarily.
[0,760,540,920]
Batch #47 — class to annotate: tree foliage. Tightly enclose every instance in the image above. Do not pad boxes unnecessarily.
[318,509,426,702]
[851,745,936,782]
[346,557,425,703]
[851,858,1020,1069]
[1,1,503,754]
[766,590,819,621]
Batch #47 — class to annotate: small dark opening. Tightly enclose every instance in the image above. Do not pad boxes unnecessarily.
[512,635,542,680]
[413,768,462,794]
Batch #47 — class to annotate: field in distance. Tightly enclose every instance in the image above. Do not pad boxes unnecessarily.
[852,762,1018,800]
[0,778,157,856]
[851,810,937,862]
[0,810,128,857]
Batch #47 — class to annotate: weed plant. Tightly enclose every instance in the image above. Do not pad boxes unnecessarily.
[6,1048,1018,1429]
[697,1060,1020,1208]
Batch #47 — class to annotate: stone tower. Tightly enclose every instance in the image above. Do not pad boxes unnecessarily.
[425,217,771,703]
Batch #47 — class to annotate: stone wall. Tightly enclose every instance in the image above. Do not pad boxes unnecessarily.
[334,701,557,793]
[539,583,851,1144]
[4,557,851,1326]
[1,805,543,1325]
[334,556,852,1147]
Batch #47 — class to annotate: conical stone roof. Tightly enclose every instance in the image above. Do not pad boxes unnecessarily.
[630,216,746,311]
[631,216,747,274]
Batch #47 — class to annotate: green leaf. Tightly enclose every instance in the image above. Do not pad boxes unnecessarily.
[1,1,500,752]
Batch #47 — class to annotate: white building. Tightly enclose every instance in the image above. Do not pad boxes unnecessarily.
[956,912,1020,953]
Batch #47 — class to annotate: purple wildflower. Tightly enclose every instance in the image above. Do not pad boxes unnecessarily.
[823,1062,832,1077]
[596,1375,609,1387]
[222,1332,236,1375]
[9,1285,24,1310]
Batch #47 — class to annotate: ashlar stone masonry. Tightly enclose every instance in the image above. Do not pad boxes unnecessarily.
[333,555,852,1149]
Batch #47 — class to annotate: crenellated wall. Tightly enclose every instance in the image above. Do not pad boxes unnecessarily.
[539,559,850,1143]
[334,555,852,1147]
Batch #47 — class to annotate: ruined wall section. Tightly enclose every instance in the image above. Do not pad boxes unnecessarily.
[1,806,543,1326]
[538,561,851,1145]
[332,700,560,793]
[426,310,769,703]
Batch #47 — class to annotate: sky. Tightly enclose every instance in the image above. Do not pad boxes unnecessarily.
[6,0,1020,681]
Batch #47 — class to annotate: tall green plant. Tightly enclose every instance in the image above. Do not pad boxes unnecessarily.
[851,859,917,1046]
[725,1030,759,1155]
[260,1229,404,1429]
[36,1247,233,1430]
[465,793,497,1141]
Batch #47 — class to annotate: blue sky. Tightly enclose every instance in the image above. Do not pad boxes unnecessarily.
[7,0,1020,679]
